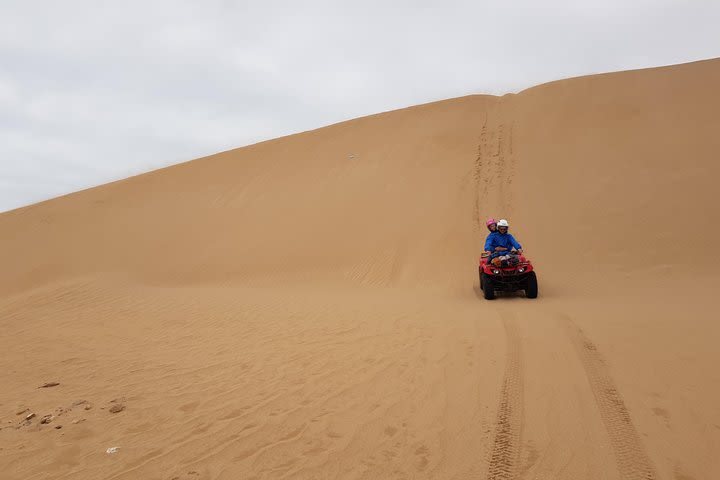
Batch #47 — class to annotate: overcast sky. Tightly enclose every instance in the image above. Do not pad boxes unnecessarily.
[1,1,718,212]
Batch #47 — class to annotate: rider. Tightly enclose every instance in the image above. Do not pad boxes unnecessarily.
[484,219,523,266]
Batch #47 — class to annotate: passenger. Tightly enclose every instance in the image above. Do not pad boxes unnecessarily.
[484,219,523,266]
[482,218,498,258]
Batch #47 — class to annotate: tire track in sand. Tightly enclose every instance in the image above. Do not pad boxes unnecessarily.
[487,310,523,480]
[562,315,659,480]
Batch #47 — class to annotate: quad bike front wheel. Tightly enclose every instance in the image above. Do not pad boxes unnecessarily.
[482,273,495,300]
[525,271,538,298]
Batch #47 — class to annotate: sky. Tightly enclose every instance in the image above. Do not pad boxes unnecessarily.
[1,0,718,212]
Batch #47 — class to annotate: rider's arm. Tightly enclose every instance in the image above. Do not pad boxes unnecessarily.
[509,234,522,252]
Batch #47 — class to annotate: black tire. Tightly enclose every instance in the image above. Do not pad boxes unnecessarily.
[482,273,495,300]
[525,272,538,298]
[479,267,484,290]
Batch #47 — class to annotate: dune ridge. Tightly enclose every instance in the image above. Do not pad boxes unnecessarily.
[1,58,719,479]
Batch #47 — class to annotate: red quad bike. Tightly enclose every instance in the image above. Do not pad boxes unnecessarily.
[479,252,538,300]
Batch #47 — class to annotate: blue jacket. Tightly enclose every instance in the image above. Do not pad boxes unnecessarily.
[484,231,522,258]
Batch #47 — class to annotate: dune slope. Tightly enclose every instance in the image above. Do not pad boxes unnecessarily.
[1,58,719,480]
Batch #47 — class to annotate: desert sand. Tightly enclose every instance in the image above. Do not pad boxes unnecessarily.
[1,58,719,479]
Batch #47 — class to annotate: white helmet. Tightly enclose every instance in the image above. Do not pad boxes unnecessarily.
[497,219,509,228]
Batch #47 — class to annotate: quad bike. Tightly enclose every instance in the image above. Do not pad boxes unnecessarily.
[479,252,538,300]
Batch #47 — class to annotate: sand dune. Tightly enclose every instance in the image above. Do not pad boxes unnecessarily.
[1,58,719,479]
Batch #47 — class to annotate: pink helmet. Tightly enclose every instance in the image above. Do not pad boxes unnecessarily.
[486,218,497,228]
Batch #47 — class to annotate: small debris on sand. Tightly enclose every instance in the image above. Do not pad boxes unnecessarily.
[109,404,125,414]
[38,382,60,388]
[40,415,54,424]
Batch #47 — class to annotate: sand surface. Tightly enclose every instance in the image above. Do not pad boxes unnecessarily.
[1,58,719,479]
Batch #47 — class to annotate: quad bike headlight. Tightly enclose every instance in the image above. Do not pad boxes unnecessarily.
[492,269,500,275]
[518,267,525,273]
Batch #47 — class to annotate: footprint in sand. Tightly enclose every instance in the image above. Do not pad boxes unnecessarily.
[414,445,429,471]
[170,471,201,480]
